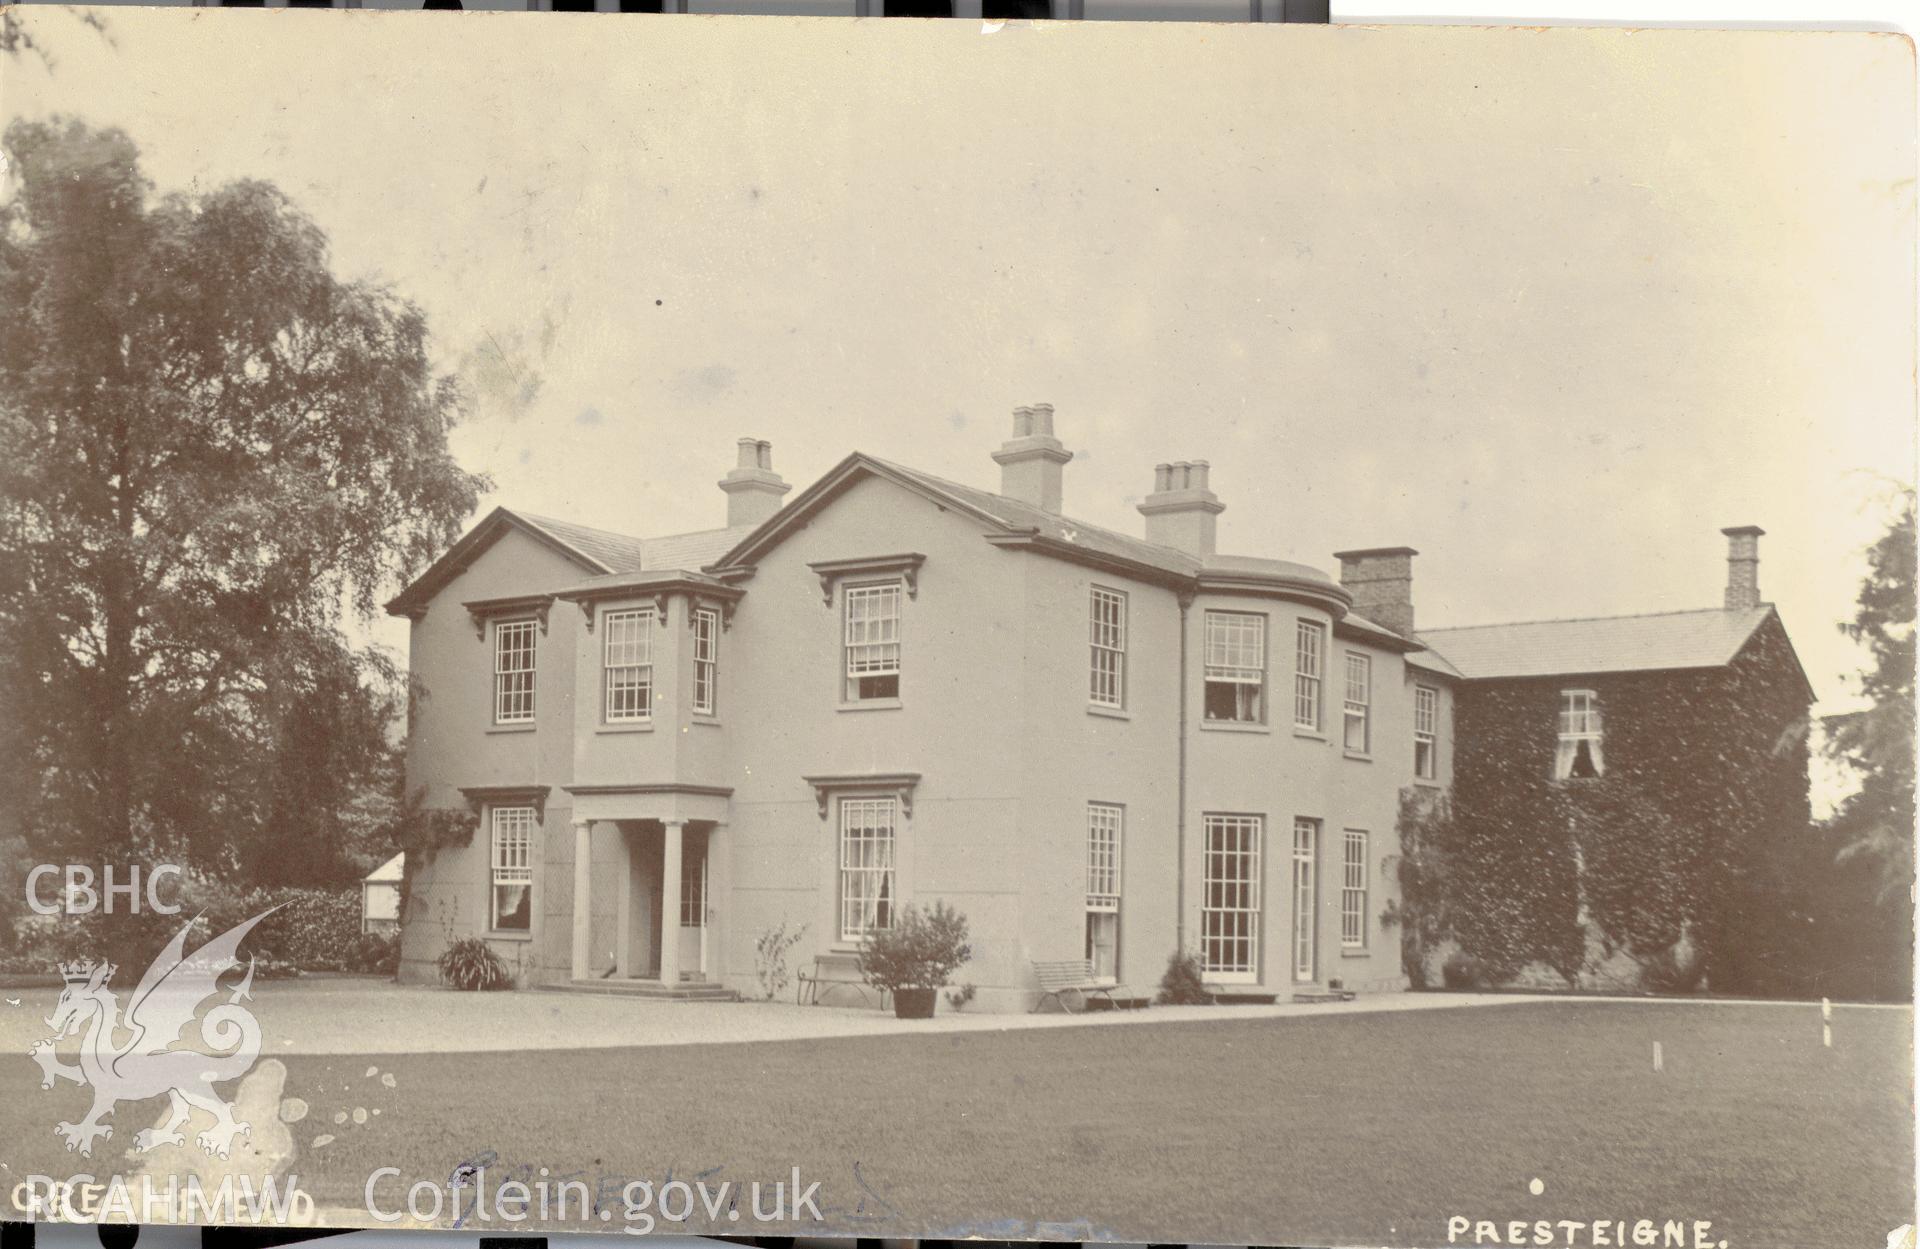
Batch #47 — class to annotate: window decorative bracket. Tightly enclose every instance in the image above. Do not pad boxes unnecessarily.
[463,595,553,642]
[800,772,922,820]
[807,553,927,607]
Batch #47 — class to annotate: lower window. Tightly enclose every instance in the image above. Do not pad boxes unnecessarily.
[1341,829,1368,949]
[1201,813,1262,982]
[490,806,534,932]
[838,797,896,941]
[1085,803,1123,981]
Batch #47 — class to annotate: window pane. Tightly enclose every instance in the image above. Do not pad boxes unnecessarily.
[1294,621,1324,729]
[1341,830,1367,948]
[1089,588,1127,707]
[693,608,719,715]
[494,621,538,723]
[603,610,654,721]
[1201,814,1261,977]
[491,807,534,931]
[839,798,896,940]
[845,583,902,700]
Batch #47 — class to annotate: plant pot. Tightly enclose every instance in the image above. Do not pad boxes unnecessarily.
[892,987,937,1019]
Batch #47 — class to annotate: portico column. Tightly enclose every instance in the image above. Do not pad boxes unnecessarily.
[659,819,687,983]
[571,819,592,982]
[616,827,634,979]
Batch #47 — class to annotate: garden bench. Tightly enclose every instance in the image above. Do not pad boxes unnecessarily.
[797,952,888,1008]
[1030,959,1143,1013]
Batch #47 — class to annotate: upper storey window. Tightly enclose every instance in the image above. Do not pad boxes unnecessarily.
[692,607,720,715]
[1294,620,1325,731]
[1414,685,1439,779]
[1203,610,1266,724]
[1342,653,1372,753]
[1089,586,1128,709]
[844,582,903,702]
[1555,689,1605,779]
[493,620,537,724]
[603,609,654,722]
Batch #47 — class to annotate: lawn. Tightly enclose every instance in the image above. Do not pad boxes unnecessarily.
[2,1000,1910,1247]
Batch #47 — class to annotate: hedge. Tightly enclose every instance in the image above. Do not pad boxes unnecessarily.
[0,880,397,978]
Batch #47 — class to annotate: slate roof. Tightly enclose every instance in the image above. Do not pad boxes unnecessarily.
[517,513,753,576]
[1418,605,1775,681]
[385,507,757,616]
[872,458,1206,581]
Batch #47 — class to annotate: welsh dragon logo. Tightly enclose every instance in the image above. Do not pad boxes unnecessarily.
[29,910,272,1159]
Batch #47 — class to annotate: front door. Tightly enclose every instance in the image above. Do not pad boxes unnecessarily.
[1292,818,1318,984]
[677,831,708,981]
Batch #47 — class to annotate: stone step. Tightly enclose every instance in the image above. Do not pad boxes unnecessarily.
[1290,987,1358,1004]
[536,978,739,1002]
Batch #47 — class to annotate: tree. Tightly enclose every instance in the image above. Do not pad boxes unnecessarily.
[1825,490,1916,906]
[0,117,487,884]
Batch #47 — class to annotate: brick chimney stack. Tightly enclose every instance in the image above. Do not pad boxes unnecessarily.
[718,438,790,528]
[1332,547,1419,636]
[1721,525,1765,612]
[990,402,1073,513]
[1137,461,1225,556]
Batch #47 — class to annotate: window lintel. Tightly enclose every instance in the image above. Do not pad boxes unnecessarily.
[802,772,922,820]
[465,595,553,641]
[809,553,926,606]
[459,784,551,822]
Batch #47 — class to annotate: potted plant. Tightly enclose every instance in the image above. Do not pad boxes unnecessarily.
[857,900,972,1019]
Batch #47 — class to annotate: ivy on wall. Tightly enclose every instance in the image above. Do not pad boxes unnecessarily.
[1390,614,1812,994]
[392,788,480,922]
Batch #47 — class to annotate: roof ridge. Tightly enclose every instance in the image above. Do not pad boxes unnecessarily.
[1422,603,1768,635]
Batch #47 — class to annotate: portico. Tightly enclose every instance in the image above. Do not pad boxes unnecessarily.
[565,784,732,988]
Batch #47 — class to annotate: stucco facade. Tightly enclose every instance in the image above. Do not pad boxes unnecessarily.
[384,406,1469,1010]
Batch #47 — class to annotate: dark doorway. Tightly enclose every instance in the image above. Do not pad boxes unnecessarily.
[884,0,953,15]
[983,0,1049,16]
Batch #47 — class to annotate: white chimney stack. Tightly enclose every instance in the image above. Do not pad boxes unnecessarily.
[718,438,790,528]
[990,402,1073,513]
[1138,460,1225,556]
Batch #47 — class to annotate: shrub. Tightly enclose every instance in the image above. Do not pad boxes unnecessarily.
[1156,948,1211,1005]
[753,920,807,1001]
[0,880,376,978]
[1440,949,1485,989]
[857,901,971,994]
[348,929,401,977]
[1639,941,1705,994]
[436,936,512,991]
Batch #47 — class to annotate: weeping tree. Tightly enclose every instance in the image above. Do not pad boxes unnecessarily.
[0,117,487,887]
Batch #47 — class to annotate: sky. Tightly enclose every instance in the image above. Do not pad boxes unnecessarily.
[5,10,1915,732]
